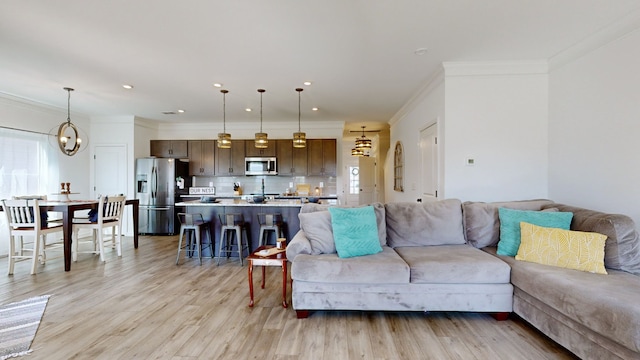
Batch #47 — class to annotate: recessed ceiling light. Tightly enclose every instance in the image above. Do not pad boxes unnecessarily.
[245,108,252,112]
[312,107,318,111]
[303,81,312,86]
[213,83,223,88]
[414,48,428,56]
[177,109,185,113]
[122,84,133,89]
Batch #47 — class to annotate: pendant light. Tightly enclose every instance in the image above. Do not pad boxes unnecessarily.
[293,88,306,148]
[254,89,268,148]
[217,89,231,149]
[351,147,364,157]
[57,87,82,156]
[355,126,372,149]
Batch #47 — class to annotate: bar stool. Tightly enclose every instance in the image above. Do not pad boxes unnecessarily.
[257,213,284,247]
[176,213,213,265]
[218,213,250,266]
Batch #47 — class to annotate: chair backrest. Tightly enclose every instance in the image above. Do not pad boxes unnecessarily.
[178,213,204,226]
[219,213,244,226]
[2,198,41,231]
[12,195,48,201]
[257,213,282,226]
[98,195,127,223]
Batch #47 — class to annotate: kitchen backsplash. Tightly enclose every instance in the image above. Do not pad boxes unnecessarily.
[192,175,337,196]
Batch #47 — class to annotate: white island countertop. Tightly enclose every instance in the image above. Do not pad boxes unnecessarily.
[175,199,304,207]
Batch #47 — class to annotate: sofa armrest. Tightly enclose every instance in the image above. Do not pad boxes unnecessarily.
[286,230,312,261]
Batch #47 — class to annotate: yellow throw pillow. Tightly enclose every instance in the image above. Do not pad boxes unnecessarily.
[516,222,608,274]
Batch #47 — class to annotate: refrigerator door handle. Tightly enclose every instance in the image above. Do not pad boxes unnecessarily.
[151,165,157,199]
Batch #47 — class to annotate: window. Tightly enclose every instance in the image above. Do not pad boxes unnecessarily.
[0,127,59,200]
[394,141,404,192]
[349,166,359,194]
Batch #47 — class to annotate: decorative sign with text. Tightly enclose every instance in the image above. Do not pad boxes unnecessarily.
[189,187,216,195]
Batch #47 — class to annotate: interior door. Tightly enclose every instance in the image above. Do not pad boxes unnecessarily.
[420,124,438,202]
[94,145,127,197]
[94,144,129,233]
[358,156,376,205]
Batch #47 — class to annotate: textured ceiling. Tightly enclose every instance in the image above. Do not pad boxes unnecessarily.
[1,0,639,132]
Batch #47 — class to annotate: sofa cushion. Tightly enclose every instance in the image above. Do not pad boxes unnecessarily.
[497,207,573,256]
[328,206,382,258]
[385,199,465,247]
[300,202,387,247]
[487,246,640,354]
[462,199,555,248]
[290,246,409,284]
[395,245,511,284]
[517,222,607,274]
[298,211,335,255]
[542,204,640,276]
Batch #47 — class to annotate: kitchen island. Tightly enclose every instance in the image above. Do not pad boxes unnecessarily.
[175,199,306,257]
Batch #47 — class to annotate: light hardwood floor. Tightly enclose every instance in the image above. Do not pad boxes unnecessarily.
[0,235,579,360]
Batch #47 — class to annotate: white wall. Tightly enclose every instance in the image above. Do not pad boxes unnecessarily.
[387,71,445,203]
[548,28,640,227]
[388,62,549,204]
[443,62,549,202]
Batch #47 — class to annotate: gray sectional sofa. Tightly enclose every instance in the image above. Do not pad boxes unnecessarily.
[286,199,640,360]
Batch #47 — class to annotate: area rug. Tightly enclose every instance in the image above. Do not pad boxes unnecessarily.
[0,295,50,360]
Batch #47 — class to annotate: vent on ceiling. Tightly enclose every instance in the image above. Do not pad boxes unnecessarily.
[162,111,176,115]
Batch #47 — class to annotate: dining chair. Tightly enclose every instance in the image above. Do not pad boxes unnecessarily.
[72,195,127,262]
[2,198,64,275]
[11,195,64,263]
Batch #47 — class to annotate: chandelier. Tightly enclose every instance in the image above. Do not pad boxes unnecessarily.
[355,126,372,150]
[57,87,83,156]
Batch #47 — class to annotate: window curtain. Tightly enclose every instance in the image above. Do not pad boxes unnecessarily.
[0,127,60,200]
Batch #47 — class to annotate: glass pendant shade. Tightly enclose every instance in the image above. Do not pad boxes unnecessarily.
[217,132,231,148]
[57,87,82,156]
[217,89,231,149]
[351,147,364,156]
[255,89,268,148]
[293,88,306,148]
[355,137,372,149]
[254,132,268,148]
[293,132,306,148]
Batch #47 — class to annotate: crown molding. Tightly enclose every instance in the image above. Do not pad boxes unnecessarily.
[389,66,445,127]
[549,8,640,71]
[0,91,67,117]
[442,61,548,76]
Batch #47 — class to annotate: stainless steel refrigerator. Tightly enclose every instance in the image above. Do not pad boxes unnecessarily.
[135,158,188,235]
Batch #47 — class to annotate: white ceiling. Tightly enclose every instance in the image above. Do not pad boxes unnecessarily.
[1,0,639,133]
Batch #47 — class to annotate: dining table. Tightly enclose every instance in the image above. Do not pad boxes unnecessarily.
[40,199,139,271]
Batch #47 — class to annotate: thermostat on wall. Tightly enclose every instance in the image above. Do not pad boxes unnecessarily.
[466,157,475,166]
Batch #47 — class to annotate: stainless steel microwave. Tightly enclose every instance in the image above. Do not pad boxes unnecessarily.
[245,157,277,175]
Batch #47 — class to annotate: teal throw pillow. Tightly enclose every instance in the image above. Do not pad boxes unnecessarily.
[328,206,382,258]
[497,207,573,256]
